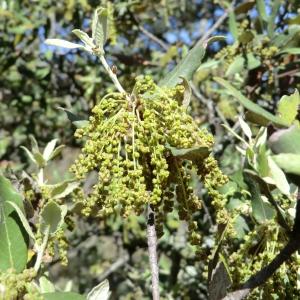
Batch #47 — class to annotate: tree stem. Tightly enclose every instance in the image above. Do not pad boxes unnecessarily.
[147,205,160,300]
[34,226,50,272]
[99,55,127,95]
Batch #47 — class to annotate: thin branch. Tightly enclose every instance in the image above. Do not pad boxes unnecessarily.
[195,1,236,47]
[196,12,229,46]
[98,55,128,96]
[98,253,130,282]
[202,197,215,228]
[190,83,215,124]
[138,25,169,51]
[147,205,160,300]
[138,1,233,53]
[34,226,50,272]
[127,8,169,52]
[276,68,300,79]
[191,83,231,151]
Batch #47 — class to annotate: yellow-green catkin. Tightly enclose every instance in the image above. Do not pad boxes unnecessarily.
[0,268,42,300]
[227,222,300,299]
[71,75,226,247]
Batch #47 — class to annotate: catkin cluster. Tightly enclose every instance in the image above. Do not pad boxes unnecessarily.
[0,268,42,300]
[227,222,300,299]
[71,76,226,245]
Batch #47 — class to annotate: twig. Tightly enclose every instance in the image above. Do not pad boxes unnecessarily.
[138,25,169,51]
[196,12,229,46]
[276,68,300,79]
[98,55,128,96]
[98,253,130,282]
[202,198,215,228]
[34,226,50,272]
[138,1,233,53]
[190,83,224,143]
[222,188,300,300]
[127,8,168,51]
[190,83,215,123]
[195,0,237,48]
[147,205,160,300]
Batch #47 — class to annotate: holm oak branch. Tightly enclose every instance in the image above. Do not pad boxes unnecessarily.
[222,188,300,300]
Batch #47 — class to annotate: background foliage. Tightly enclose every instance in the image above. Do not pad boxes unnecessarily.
[1,0,300,299]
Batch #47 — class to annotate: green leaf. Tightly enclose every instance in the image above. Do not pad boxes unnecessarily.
[45,39,84,50]
[225,53,260,76]
[0,175,28,272]
[159,45,178,66]
[33,152,46,168]
[279,48,300,55]
[253,198,275,224]
[49,180,79,199]
[235,1,256,15]
[58,107,83,122]
[92,8,108,51]
[54,182,79,199]
[39,276,56,293]
[196,59,220,72]
[256,144,269,177]
[267,156,290,195]
[267,0,280,38]
[254,127,267,148]
[87,280,111,300]
[238,30,254,44]
[269,126,300,154]
[277,89,300,125]
[204,35,226,44]
[287,16,300,25]
[256,0,268,21]
[233,215,249,239]
[225,56,244,76]
[180,76,191,108]
[58,107,89,129]
[229,11,238,40]
[43,292,85,300]
[0,136,11,159]
[244,169,289,230]
[72,29,94,48]
[49,145,65,160]
[166,144,210,161]
[245,111,269,126]
[159,43,204,87]
[219,181,238,197]
[245,174,275,223]
[159,36,225,87]
[21,146,37,165]
[246,53,261,69]
[63,280,73,292]
[214,77,289,127]
[40,201,65,234]
[239,117,252,141]
[7,201,35,240]
[272,25,300,48]
[21,144,46,168]
[73,120,89,129]
[29,135,39,154]
[272,154,300,176]
[43,139,58,162]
